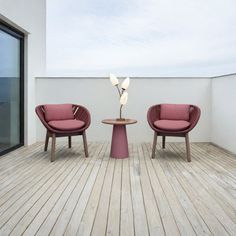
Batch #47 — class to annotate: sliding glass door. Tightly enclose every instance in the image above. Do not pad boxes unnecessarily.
[0,21,24,155]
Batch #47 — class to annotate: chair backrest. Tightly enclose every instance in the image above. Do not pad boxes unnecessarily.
[160,104,190,121]
[147,104,200,133]
[43,104,74,122]
[36,104,91,134]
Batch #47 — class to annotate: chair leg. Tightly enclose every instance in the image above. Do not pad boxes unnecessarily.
[185,133,191,162]
[152,132,158,159]
[51,133,56,162]
[68,136,72,148]
[82,131,89,157]
[162,136,166,149]
[44,131,49,151]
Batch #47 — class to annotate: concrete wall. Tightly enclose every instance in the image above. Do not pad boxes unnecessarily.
[212,74,236,153]
[0,0,46,145]
[36,77,212,143]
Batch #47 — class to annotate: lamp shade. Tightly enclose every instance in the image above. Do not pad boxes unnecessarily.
[109,74,119,86]
[121,77,130,90]
[120,91,128,105]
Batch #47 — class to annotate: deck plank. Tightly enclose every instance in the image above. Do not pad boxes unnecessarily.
[142,143,181,236]
[48,143,104,236]
[106,158,122,236]
[0,142,234,236]
[172,143,236,223]
[137,144,165,236]
[120,158,135,236]
[14,143,91,236]
[145,143,196,236]
[63,143,109,236]
[167,143,234,236]
[129,144,149,236]
[34,143,99,236]
[76,144,110,236]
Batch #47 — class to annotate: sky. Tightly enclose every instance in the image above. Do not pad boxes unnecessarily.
[0,30,20,77]
[47,0,236,77]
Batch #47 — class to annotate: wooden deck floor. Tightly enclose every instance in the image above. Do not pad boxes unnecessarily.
[0,142,235,236]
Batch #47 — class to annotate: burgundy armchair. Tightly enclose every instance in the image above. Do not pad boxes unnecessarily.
[147,104,200,162]
[35,104,91,162]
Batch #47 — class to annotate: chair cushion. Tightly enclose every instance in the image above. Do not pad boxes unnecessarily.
[48,119,85,131]
[154,120,190,131]
[44,104,74,122]
[160,104,190,121]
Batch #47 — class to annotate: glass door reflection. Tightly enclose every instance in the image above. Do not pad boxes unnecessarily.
[0,22,24,155]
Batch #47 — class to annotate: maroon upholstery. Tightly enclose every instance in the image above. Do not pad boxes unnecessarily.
[36,104,91,135]
[48,119,85,131]
[147,104,200,135]
[154,120,190,131]
[147,103,201,161]
[44,104,74,122]
[35,104,91,161]
[160,104,190,121]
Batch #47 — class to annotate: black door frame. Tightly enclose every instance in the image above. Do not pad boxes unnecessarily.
[0,20,24,156]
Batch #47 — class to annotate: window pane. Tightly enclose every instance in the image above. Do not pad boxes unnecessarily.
[0,28,21,153]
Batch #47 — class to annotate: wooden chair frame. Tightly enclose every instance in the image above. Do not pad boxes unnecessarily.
[36,104,91,162]
[147,104,201,162]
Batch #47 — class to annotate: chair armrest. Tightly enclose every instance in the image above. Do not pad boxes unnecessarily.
[188,105,201,131]
[35,105,54,131]
[73,105,91,130]
[147,105,161,131]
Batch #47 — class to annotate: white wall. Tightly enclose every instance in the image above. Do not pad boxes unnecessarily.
[1,2,235,154]
[212,74,236,153]
[36,77,212,143]
[0,0,46,145]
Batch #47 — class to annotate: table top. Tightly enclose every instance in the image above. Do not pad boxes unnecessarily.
[102,119,137,125]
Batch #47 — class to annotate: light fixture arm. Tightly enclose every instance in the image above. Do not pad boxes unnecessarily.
[116,85,125,120]
[119,105,123,119]
[116,84,122,97]
[110,75,129,121]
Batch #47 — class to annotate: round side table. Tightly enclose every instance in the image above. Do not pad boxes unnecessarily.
[102,119,137,159]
